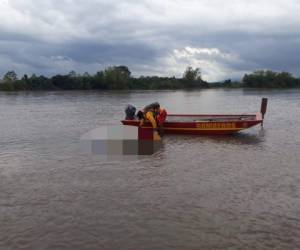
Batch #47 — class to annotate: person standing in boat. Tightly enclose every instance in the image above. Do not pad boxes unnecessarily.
[137,102,161,140]
[146,102,168,137]
[137,102,168,137]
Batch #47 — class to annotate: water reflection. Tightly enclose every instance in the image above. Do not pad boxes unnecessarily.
[164,131,265,146]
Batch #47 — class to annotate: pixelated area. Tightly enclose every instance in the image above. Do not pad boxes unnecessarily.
[80,125,162,158]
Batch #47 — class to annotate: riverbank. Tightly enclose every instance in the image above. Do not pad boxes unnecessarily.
[1,68,300,91]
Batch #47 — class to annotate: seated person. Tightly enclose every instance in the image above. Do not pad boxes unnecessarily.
[125,104,136,120]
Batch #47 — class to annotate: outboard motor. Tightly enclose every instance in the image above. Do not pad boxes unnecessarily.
[125,104,136,120]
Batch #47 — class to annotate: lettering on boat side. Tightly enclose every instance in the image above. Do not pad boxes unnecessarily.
[196,122,236,129]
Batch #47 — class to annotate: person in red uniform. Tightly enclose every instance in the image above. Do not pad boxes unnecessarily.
[157,108,167,125]
[156,108,167,137]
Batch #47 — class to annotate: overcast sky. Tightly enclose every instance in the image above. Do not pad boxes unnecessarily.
[1,0,300,81]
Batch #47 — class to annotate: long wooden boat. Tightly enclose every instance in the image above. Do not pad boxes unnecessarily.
[121,98,267,135]
[121,113,262,135]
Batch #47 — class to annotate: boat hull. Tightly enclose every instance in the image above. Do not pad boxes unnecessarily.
[121,113,263,135]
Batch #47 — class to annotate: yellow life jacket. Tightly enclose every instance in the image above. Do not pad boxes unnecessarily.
[139,110,161,141]
[145,111,157,129]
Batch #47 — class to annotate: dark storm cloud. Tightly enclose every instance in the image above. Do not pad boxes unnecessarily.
[1,0,300,81]
[60,42,159,65]
[236,35,300,72]
[0,39,160,76]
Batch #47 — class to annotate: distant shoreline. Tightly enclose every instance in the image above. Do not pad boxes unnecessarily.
[1,67,300,91]
[1,86,300,93]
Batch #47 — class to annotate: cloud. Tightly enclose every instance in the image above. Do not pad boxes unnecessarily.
[1,0,300,81]
[152,46,244,81]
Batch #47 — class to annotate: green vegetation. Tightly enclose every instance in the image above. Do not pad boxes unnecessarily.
[242,70,300,88]
[206,70,300,89]
[0,67,300,91]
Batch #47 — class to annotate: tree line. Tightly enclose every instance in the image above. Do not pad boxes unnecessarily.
[0,66,300,91]
[0,66,207,91]
[211,70,300,88]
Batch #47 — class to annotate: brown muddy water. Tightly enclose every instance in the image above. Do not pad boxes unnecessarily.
[1,89,300,250]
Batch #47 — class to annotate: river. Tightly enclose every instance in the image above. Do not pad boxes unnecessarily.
[1,89,300,249]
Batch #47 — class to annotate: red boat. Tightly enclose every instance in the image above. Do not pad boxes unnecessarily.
[121,98,267,135]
